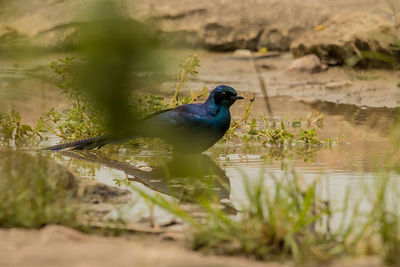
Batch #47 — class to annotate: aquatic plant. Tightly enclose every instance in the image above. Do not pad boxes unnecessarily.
[0,109,42,146]
[221,101,340,162]
[169,53,201,107]
[0,54,338,158]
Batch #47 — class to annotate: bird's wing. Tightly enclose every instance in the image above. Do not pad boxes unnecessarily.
[155,104,211,128]
[142,108,173,121]
[141,104,226,152]
[142,104,213,134]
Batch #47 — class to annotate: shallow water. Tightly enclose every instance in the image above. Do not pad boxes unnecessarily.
[35,95,398,227]
[1,52,399,227]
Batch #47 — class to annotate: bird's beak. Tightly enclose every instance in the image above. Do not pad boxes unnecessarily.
[235,95,244,100]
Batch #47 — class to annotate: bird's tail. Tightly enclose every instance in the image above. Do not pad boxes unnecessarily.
[45,135,112,151]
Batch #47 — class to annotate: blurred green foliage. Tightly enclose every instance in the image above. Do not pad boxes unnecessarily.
[74,1,163,137]
[0,0,165,136]
[0,151,78,228]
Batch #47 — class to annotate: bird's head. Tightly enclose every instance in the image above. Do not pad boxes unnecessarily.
[206,85,244,108]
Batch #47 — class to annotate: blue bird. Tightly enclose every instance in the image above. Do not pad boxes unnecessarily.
[46,85,244,154]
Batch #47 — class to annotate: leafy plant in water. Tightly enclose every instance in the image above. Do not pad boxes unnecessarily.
[264,122,295,146]
[222,101,338,162]
[296,128,322,146]
[45,57,106,140]
[169,53,201,107]
[0,53,338,161]
[0,54,206,147]
[0,109,42,146]
[46,54,203,141]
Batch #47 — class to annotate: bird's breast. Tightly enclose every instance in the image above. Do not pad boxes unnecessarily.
[211,108,231,133]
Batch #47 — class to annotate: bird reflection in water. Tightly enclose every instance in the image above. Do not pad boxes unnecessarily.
[58,151,231,204]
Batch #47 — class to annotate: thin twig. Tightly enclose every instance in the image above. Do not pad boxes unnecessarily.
[387,0,400,29]
[350,42,362,59]
[83,220,174,234]
[250,52,272,115]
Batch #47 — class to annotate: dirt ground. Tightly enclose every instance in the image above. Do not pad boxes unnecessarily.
[0,225,277,267]
[0,225,382,267]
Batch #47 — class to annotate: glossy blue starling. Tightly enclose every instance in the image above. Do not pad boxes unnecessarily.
[46,85,244,154]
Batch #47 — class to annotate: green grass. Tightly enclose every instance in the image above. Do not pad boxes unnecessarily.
[129,161,400,264]
[0,150,79,228]
[131,163,336,262]
[189,169,328,261]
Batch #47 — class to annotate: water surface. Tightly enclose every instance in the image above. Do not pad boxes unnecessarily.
[1,53,399,227]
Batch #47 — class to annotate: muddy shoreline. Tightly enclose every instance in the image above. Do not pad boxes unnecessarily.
[2,1,400,265]
[176,50,400,109]
[1,50,398,266]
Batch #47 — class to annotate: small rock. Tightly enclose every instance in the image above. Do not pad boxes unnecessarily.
[285,54,327,74]
[139,166,152,172]
[231,49,281,60]
[79,180,132,204]
[325,81,353,89]
[232,49,252,58]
